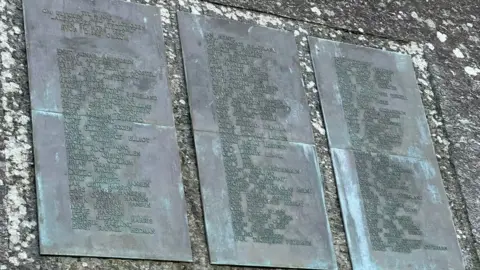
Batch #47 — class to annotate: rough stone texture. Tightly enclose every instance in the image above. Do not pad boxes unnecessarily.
[206,0,475,42]
[423,16,480,263]
[0,0,479,270]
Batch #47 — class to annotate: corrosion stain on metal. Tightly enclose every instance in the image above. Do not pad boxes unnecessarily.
[178,12,336,269]
[309,37,464,270]
[24,0,192,261]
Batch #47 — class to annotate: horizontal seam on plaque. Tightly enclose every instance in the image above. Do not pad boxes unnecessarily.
[31,108,175,128]
[192,128,315,145]
[330,146,438,162]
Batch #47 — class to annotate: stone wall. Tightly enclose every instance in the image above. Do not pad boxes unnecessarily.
[0,0,479,269]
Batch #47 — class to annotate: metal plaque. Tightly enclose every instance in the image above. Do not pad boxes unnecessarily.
[178,12,336,269]
[24,0,192,261]
[309,38,464,270]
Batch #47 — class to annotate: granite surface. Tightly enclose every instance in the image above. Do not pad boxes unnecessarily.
[0,0,479,269]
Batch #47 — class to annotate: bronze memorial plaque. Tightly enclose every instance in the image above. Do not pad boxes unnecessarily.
[23,0,192,260]
[309,38,464,270]
[178,12,336,269]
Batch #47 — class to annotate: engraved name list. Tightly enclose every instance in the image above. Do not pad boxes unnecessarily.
[179,12,336,269]
[24,0,191,260]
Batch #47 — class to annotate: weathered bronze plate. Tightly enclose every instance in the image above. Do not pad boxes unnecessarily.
[178,12,336,269]
[309,37,464,270]
[24,0,192,261]
[309,38,435,159]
